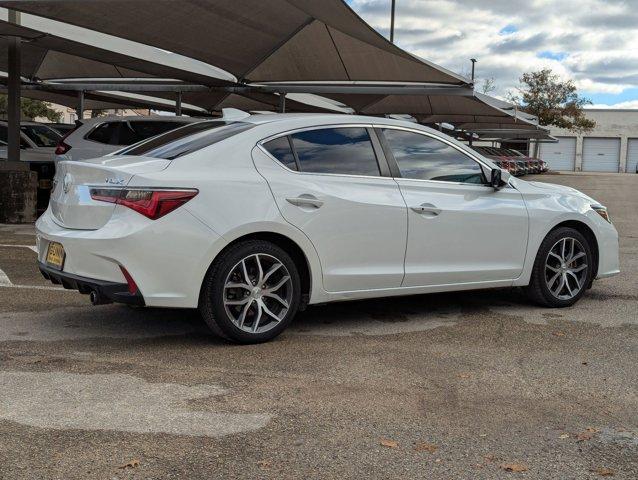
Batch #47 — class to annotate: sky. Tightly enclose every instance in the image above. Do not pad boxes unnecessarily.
[348,0,638,108]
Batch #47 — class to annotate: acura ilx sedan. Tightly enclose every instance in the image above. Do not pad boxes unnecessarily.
[37,114,620,343]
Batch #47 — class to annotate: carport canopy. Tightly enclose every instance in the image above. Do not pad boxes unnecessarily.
[0,0,469,85]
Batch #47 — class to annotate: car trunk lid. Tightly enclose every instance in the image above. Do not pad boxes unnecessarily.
[50,156,171,230]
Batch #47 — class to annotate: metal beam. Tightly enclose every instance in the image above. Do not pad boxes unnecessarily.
[278,93,286,113]
[6,10,22,162]
[22,82,474,97]
[175,91,182,116]
[76,90,84,120]
[247,84,474,96]
[22,83,210,92]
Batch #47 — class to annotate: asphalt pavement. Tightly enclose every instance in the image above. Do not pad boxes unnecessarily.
[0,172,636,479]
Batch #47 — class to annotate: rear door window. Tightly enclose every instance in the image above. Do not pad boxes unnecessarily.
[289,127,380,176]
[117,121,186,146]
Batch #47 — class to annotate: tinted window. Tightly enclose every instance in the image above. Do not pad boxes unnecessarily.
[383,129,485,184]
[116,121,186,146]
[263,136,297,171]
[118,120,253,159]
[20,125,62,147]
[86,122,120,145]
[290,127,380,176]
[0,125,33,148]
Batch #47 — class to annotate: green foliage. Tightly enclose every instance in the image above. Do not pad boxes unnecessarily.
[510,69,595,133]
[0,94,62,122]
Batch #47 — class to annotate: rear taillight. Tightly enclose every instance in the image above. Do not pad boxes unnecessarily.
[54,124,79,155]
[90,188,198,220]
[55,141,71,155]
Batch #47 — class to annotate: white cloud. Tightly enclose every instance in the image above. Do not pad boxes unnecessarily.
[350,0,638,103]
[588,100,638,109]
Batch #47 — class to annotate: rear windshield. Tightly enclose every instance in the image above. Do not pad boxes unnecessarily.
[20,125,62,147]
[117,120,254,160]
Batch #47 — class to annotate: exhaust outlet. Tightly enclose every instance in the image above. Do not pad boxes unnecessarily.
[89,290,112,306]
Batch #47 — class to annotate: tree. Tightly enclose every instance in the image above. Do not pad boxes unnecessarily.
[480,77,496,95]
[0,94,62,122]
[510,69,595,133]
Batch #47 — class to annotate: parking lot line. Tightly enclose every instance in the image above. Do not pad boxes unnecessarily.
[0,244,38,253]
[0,267,11,286]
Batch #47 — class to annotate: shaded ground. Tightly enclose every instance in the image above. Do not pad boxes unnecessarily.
[0,173,636,479]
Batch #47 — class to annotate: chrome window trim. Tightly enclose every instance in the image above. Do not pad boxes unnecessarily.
[257,124,393,181]
[257,122,503,188]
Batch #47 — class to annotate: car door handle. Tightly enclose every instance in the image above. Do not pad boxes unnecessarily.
[411,203,441,216]
[286,196,324,209]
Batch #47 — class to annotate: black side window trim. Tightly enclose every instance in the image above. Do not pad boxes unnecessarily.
[375,127,489,185]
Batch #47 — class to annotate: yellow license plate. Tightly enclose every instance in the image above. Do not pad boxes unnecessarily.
[46,242,65,270]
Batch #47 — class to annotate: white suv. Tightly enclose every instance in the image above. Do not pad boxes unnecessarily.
[55,116,199,162]
[37,114,620,343]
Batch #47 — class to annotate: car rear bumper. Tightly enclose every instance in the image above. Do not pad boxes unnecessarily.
[35,205,225,308]
[39,262,145,306]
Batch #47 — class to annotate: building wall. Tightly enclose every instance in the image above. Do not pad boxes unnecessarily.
[34,104,152,124]
[544,109,638,172]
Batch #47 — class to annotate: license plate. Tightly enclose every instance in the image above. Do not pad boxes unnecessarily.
[46,242,65,270]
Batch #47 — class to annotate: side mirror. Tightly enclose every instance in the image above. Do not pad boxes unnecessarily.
[490,168,503,190]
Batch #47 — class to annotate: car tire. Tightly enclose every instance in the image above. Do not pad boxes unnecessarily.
[199,240,301,344]
[526,227,593,307]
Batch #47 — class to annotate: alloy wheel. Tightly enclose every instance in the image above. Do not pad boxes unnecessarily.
[544,237,588,300]
[223,253,293,334]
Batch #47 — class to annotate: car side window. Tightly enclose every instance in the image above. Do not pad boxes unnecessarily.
[263,136,298,171]
[86,122,120,145]
[290,127,380,176]
[382,129,485,184]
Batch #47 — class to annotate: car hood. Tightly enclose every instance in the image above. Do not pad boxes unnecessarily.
[515,179,600,205]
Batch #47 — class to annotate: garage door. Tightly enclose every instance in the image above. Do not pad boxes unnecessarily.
[582,138,620,172]
[539,137,576,171]
[627,139,638,174]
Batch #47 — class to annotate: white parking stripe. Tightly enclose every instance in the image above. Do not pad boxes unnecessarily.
[0,268,12,286]
[0,284,67,291]
[0,244,38,251]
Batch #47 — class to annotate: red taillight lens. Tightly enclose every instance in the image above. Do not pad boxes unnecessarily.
[55,141,71,155]
[90,188,198,220]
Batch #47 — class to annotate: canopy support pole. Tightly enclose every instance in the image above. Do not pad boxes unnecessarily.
[76,91,85,120]
[7,10,22,162]
[175,91,182,116]
[390,0,396,43]
[278,92,286,113]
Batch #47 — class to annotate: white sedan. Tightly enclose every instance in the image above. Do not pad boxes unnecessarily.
[36,114,620,343]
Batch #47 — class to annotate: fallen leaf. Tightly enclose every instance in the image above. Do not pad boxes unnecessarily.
[118,459,140,469]
[500,462,528,473]
[552,331,565,337]
[577,427,598,442]
[458,373,471,379]
[380,438,398,449]
[590,467,615,476]
[257,460,271,470]
[414,442,438,453]
[559,433,570,439]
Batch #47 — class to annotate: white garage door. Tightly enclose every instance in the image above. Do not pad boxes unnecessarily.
[539,137,576,171]
[627,139,638,174]
[582,138,620,172]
